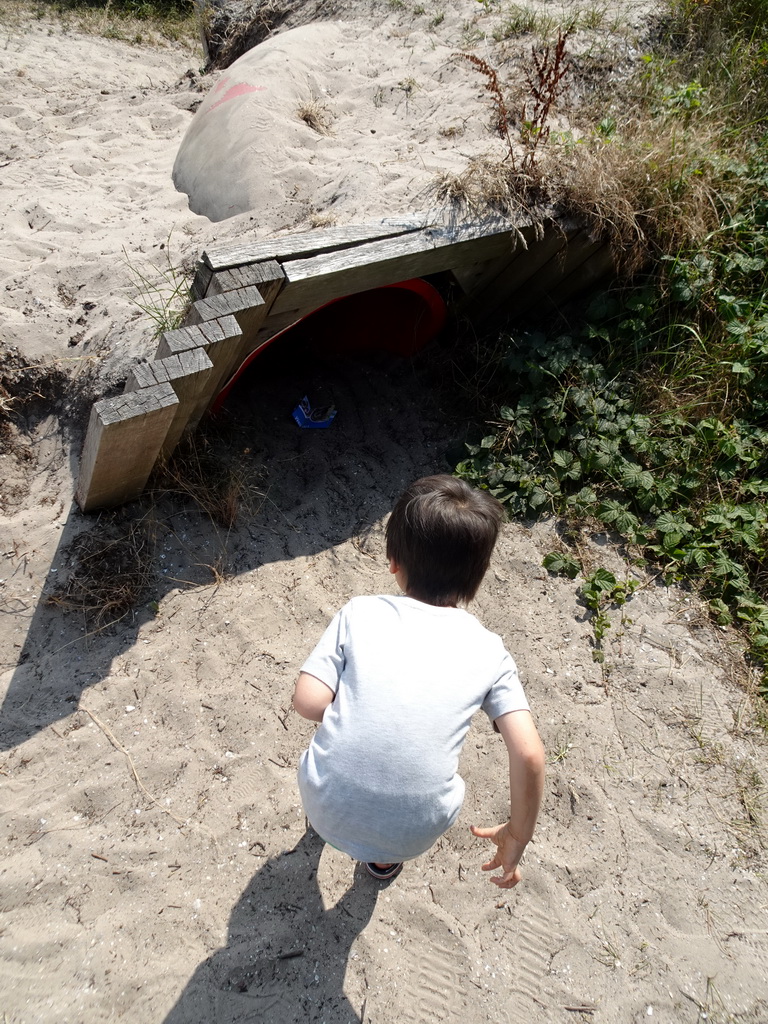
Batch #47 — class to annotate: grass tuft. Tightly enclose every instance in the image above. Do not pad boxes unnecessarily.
[155,433,263,530]
[7,0,201,46]
[297,96,334,135]
[47,515,156,626]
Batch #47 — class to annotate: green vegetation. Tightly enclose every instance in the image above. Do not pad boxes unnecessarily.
[543,553,639,661]
[453,0,768,689]
[7,0,200,45]
[124,235,191,340]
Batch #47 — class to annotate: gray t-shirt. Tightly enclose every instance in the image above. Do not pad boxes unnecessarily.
[297,594,530,863]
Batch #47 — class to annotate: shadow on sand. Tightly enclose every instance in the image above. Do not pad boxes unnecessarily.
[163,828,380,1024]
[1,345,460,749]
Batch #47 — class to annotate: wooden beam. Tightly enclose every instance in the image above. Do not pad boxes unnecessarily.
[155,314,245,425]
[184,285,270,367]
[467,223,578,324]
[185,284,265,326]
[124,348,214,459]
[201,215,430,272]
[155,314,241,359]
[269,222,519,322]
[190,259,213,301]
[547,242,615,305]
[512,230,603,317]
[75,383,178,512]
[205,260,285,307]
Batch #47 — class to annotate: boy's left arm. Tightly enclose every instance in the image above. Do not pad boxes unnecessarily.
[471,709,545,888]
[293,671,335,723]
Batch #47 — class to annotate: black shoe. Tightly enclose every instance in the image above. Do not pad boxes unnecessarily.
[364,862,403,880]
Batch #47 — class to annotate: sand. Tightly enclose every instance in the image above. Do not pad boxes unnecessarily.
[1,2,767,1022]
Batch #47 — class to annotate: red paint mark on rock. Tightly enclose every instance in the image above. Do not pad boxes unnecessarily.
[208,82,265,113]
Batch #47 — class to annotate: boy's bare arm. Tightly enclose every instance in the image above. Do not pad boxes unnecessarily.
[471,710,545,888]
[293,671,335,722]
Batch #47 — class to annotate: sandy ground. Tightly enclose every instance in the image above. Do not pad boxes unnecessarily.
[1,3,767,1023]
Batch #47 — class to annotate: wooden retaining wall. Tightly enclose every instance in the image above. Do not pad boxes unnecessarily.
[75,214,613,512]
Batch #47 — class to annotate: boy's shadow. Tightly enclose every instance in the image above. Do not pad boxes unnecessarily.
[163,829,378,1024]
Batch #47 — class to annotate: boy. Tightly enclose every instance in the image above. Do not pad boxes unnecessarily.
[293,475,545,887]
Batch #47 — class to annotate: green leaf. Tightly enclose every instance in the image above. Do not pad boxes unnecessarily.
[587,568,618,592]
[542,551,581,579]
[656,511,693,535]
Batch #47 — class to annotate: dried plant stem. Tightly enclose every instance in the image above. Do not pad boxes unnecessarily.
[520,31,570,172]
[453,51,517,166]
[80,705,187,827]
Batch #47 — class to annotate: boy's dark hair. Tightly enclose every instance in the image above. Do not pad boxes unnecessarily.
[385,475,505,606]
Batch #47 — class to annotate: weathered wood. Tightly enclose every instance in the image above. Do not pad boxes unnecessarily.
[467,223,577,323]
[77,210,618,511]
[269,222,519,322]
[548,242,615,305]
[156,314,240,357]
[202,215,430,271]
[251,307,314,352]
[512,230,603,316]
[452,252,518,300]
[198,318,233,344]
[124,348,214,459]
[75,383,178,512]
[156,323,206,359]
[185,285,265,326]
[206,259,284,300]
[186,276,291,385]
[190,259,213,301]
[451,223,541,301]
[155,313,245,425]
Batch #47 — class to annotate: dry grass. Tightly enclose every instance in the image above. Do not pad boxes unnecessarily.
[297,96,334,135]
[438,35,734,272]
[551,119,726,270]
[47,515,156,626]
[309,210,337,228]
[46,433,262,626]
[434,41,573,243]
[155,433,263,530]
[433,156,548,241]
[204,0,320,70]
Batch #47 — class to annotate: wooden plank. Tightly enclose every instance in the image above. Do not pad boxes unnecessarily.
[184,285,265,326]
[185,285,288,390]
[153,314,245,426]
[452,252,518,299]
[124,348,214,459]
[547,242,615,305]
[75,383,178,512]
[156,315,240,358]
[124,348,211,391]
[512,231,604,317]
[155,323,208,360]
[206,259,284,298]
[202,215,431,271]
[269,222,520,320]
[468,223,577,323]
[451,223,541,300]
[190,259,213,301]
[251,307,313,352]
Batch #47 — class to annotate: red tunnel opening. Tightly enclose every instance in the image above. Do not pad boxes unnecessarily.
[210,278,447,415]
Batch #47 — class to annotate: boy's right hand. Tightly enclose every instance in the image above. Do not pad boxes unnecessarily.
[470,822,527,888]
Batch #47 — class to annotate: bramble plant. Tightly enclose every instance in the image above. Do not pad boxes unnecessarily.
[456,142,768,684]
[448,0,768,693]
[543,554,639,662]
